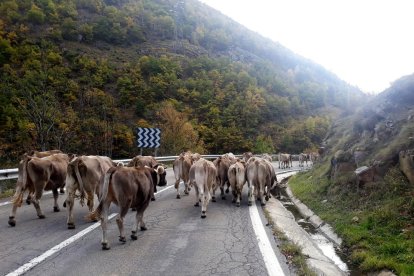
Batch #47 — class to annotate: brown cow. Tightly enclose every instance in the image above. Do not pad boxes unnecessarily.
[128,155,167,200]
[212,155,232,201]
[173,152,193,199]
[227,161,246,207]
[64,155,116,229]
[87,165,165,250]
[22,150,65,204]
[8,153,71,226]
[190,158,217,218]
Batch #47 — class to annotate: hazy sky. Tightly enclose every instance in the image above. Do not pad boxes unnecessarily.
[199,0,414,94]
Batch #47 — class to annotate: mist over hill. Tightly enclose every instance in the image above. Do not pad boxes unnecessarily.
[0,0,365,164]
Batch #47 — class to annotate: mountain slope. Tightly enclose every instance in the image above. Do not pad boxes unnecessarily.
[0,0,365,164]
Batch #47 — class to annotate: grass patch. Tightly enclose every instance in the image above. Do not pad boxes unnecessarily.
[289,166,414,275]
[263,209,316,276]
[0,179,16,199]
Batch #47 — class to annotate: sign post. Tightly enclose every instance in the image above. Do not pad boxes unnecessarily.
[137,128,161,156]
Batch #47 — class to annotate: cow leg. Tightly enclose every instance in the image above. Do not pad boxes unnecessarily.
[52,188,60,212]
[100,201,111,250]
[8,188,24,226]
[66,192,76,229]
[175,179,181,199]
[211,183,217,202]
[194,184,200,207]
[258,185,266,206]
[31,188,45,219]
[26,193,32,205]
[220,181,226,200]
[247,181,255,206]
[199,186,207,218]
[131,201,150,240]
[87,191,94,212]
[117,202,131,244]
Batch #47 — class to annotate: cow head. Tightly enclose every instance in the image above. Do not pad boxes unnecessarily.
[154,164,167,186]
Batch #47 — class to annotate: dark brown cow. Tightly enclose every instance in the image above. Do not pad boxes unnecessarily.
[8,153,71,226]
[64,155,116,229]
[173,152,193,199]
[127,155,167,200]
[87,166,165,250]
[189,158,217,218]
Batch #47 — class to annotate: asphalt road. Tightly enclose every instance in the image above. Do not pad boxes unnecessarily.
[0,161,304,276]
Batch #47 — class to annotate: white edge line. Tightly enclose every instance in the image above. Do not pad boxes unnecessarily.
[5,185,174,276]
[250,202,286,276]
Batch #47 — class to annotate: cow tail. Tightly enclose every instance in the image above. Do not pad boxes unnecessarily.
[86,167,115,221]
[74,160,86,207]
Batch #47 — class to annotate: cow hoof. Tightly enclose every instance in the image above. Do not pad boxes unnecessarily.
[26,199,31,205]
[102,243,110,250]
[176,194,181,199]
[212,197,216,202]
[236,202,240,207]
[188,187,191,191]
[201,212,206,219]
[63,202,66,208]
[60,189,65,194]
[184,190,189,195]
[265,196,269,201]
[248,201,252,206]
[54,207,60,212]
[8,217,16,227]
[67,223,75,229]
[151,197,156,201]
[261,202,266,206]
[194,202,200,207]
[131,234,138,240]
[38,215,46,219]
[119,236,126,243]
[131,207,137,211]
[221,196,226,200]
[225,188,229,194]
[140,226,147,231]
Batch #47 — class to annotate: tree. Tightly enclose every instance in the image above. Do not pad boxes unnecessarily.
[155,101,204,155]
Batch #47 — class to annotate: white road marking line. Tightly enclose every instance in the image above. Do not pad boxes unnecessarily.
[5,186,173,276]
[250,202,286,276]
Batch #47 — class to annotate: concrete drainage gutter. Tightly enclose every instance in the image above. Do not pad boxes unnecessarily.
[265,187,347,276]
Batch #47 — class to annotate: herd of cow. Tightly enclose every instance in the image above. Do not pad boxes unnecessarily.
[5,150,313,250]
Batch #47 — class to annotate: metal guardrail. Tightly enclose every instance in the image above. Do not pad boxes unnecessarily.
[0,155,224,181]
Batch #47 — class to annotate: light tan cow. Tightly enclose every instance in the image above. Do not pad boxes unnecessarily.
[8,153,71,226]
[64,155,115,229]
[298,153,309,167]
[189,158,217,218]
[87,165,164,250]
[278,153,292,169]
[227,161,246,207]
[173,152,194,199]
[245,157,276,206]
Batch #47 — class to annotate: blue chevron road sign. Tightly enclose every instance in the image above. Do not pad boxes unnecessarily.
[137,128,161,148]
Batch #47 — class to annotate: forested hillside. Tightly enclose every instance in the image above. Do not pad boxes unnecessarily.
[0,0,365,165]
